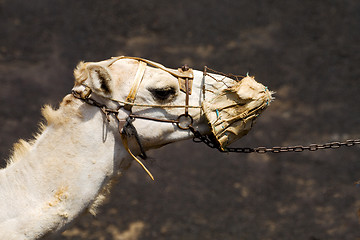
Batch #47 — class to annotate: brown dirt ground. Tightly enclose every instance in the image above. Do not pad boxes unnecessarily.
[0,0,359,239]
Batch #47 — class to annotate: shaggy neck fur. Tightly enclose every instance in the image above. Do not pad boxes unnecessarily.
[0,94,130,240]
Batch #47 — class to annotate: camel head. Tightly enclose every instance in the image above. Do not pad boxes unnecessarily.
[71,56,273,154]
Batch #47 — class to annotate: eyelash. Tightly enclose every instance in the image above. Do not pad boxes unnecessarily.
[149,88,176,101]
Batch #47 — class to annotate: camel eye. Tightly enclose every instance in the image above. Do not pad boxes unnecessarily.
[149,87,176,101]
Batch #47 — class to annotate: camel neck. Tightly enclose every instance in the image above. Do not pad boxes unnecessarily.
[0,102,129,239]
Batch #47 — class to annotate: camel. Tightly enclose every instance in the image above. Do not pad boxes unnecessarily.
[0,56,272,239]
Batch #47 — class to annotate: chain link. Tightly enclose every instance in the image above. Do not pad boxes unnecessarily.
[191,127,360,154]
[191,127,221,149]
[243,139,360,154]
[224,139,360,153]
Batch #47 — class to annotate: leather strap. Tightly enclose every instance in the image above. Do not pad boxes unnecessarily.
[109,56,194,94]
[118,115,154,180]
[184,77,190,116]
[120,133,154,181]
[110,56,193,79]
[124,61,147,110]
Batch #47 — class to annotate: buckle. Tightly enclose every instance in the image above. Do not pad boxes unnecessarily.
[177,114,193,130]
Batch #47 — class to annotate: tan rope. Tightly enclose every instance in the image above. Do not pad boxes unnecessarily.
[120,133,154,181]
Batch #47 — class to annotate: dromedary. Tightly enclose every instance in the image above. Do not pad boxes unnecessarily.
[0,56,272,239]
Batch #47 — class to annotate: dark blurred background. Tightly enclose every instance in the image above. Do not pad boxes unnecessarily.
[0,0,359,239]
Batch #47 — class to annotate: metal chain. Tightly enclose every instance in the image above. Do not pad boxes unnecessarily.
[191,128,221,149]
[191,127,360,153]
[225,139,360,154]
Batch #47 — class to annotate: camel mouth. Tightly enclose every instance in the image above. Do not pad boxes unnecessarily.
[202,76,273,150]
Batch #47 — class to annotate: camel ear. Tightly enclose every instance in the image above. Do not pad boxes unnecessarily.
[86,64,112,96]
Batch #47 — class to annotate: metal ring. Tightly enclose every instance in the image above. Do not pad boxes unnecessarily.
[176,114,193,130]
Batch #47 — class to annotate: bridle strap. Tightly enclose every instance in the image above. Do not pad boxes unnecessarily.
[118,116,154,180]
[115,57,195,130]
[124,61,147,111]
[109,56,194,79]
[184,76,190,116]
[110,56,194,95]
[120,135,154,180]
